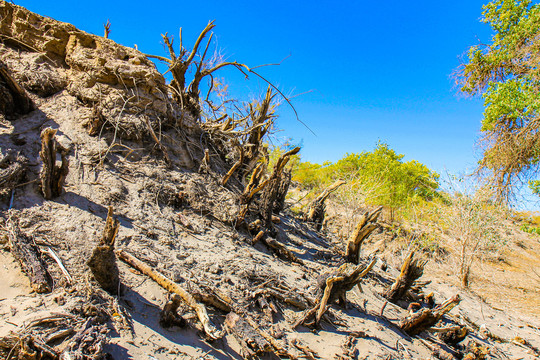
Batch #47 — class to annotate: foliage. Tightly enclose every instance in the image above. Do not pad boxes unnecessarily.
[458,0,540,203]
[292,142,440,219]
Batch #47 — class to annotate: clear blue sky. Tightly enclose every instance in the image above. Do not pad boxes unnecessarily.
[16,0,492,175]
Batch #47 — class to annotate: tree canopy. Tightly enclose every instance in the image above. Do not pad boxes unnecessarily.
[458,0,540,203]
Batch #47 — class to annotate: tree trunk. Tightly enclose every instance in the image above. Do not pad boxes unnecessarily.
[39,128,69,200]
[383,249,427,302]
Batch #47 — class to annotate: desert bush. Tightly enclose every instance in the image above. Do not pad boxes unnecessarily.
[435,179,507,288]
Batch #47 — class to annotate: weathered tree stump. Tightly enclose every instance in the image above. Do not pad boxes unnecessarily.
[273,170,292,214]
[304,180,346,231]
[294,258,376,328]
[383,249,427,302]
[39,127,69,200]
[260,147,300,230]
[6,214,51,293]
[345,206,382,264]
[87,206,120,295]
[400,294,461,336]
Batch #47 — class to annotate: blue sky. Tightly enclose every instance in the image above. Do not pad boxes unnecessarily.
[16,0,492,175]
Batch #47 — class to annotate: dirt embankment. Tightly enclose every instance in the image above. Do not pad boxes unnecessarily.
[0,2,539,359]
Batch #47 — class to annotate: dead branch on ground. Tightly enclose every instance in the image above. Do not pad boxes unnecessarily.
[116,249,222,339]
[345,206,382,264]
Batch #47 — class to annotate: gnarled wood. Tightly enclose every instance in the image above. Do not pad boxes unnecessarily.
[384,249,427,302]
[304,180,346,231]
[345,206,382,264]
[400,294,461,336]
[260,147,300,229]
[294,258,376,328]
[87,206,120,294]
[6,214,51,293]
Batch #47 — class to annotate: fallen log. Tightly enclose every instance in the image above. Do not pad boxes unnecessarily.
[345,206,382,264]
[400,294,461,336]
[294,258,376,328]
[39,127,69,200]
[6,214,51,293]
[116,249,222,340]
[87,206,120,295]
[304,180,346,231]
[383,249,427,302]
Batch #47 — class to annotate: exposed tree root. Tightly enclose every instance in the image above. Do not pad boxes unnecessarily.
[304,180,346,231]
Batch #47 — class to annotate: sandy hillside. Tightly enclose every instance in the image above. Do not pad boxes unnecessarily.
[0,2,539,359]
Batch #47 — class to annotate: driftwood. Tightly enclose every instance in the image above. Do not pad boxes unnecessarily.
[304,180,346,231]
[260,147,300,229]
[400,294,461,336]
[87,206,120,295]
[294,258,376,328]
[0,60,33,118]
[39,127,69,200]
[116,249,222,339]
[0,152,27,194]
[345,206,382,264]
[6,214,51,293]
[0,334,58,360]
[384,249,427,302]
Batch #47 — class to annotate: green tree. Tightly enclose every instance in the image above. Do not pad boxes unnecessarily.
[458,0,540,203]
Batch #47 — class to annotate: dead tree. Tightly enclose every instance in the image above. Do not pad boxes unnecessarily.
[0,60,33,118]
[400,294,461,336]
[87,206,120,295]
[304,180,346,231]
[39,128,69,200]
[260,147,301,229]
[0,152,27,194]
[6,214,51,293]
[345,206,382,264]
[294,258,376,328]
[147,21,251,118]
[383,249,427,303]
